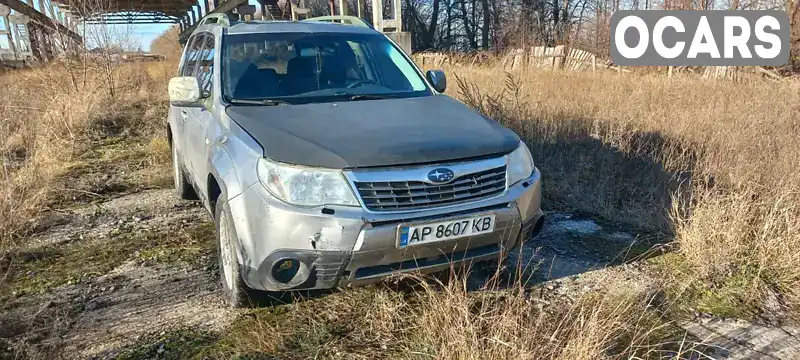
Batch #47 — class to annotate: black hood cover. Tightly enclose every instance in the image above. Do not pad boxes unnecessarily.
[225,95,520,169]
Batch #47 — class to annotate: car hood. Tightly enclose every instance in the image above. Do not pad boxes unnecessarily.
[225,95,520,169]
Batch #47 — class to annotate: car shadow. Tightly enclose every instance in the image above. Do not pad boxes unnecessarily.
[470,113,709,290]
[247,288,337,307]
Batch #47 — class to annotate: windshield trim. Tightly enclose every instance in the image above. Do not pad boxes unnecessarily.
[224,90,431,106]
[219,31,433,106]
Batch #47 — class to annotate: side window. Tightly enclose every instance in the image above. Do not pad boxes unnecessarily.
[196,35,215,94]
[180,35,204,77]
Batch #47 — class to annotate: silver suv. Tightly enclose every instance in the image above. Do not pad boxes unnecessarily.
[167,16,544,307]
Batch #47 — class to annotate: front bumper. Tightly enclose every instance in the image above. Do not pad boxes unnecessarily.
[228,167,543,292]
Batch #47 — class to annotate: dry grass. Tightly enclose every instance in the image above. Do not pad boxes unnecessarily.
[198,271,691,360]
[392,276,673,359]
[441,64,800,320]
[0,61,173,256]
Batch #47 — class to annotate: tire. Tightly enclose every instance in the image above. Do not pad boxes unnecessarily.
[172,141,198,200]
[215,193,258,308]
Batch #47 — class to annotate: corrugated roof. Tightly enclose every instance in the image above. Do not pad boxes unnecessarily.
[59,0,195,20]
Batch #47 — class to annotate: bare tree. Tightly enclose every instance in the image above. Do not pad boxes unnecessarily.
[75,0,139,97]
[393,0,797,60]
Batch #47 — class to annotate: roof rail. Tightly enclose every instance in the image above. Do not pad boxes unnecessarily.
[303,15,373,29]
[198,13,234,28]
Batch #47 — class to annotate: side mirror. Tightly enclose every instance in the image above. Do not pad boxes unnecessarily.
[168,76,204,107]
[426,69,447,93]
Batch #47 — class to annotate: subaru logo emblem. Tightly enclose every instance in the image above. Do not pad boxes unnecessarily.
[427,168,455,184]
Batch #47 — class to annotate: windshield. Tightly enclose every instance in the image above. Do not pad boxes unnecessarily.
[222,32,430,103]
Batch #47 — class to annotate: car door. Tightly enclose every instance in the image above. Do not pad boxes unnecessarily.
[173,35,204,171]
[185,33,216,194]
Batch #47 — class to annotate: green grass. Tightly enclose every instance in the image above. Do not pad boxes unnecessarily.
[646,252,765,321]
[109,287,409,360]
[54,134,172,206]
[693,275,757,319]
[134,222,216,266]
[1,222,216,302]
[113,328,218,360]
[210,288,409,360]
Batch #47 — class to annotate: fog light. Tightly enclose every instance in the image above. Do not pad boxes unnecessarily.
[271,258,300,284]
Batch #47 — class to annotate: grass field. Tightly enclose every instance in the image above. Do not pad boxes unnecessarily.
[1,59,798,358]
[0,61,173,251]
[442,65,800,320]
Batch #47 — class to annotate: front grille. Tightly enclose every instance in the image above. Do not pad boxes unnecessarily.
[354,166,507,212]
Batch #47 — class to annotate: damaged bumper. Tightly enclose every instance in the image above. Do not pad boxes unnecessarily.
[228,167,544,292]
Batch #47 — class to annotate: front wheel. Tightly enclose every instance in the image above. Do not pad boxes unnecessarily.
[215,194,257,308]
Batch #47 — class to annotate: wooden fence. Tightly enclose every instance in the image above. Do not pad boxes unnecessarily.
[502,46,632,72]
[413,45,629,73]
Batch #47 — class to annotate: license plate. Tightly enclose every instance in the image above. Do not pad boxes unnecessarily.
[397,214,496,248]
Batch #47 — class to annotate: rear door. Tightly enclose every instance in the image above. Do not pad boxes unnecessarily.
[185,33,216,194]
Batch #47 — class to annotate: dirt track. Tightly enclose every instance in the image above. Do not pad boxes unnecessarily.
[1,190,231,358]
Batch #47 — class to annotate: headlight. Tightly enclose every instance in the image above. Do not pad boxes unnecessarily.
[256,158,359,207]
[506,142,535,186]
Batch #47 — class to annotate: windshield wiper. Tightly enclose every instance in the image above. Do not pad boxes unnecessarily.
[347,94,393,101]
[228,98,290,106]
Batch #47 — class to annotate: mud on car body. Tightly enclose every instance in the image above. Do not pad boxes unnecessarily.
[167,15,544,307]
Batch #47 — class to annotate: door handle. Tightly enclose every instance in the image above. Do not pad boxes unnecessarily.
[180,110,188,121]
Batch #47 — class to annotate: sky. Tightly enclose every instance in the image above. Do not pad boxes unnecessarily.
[84,23,173,51]
[130,24,173,50]
[0,18,8,49]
